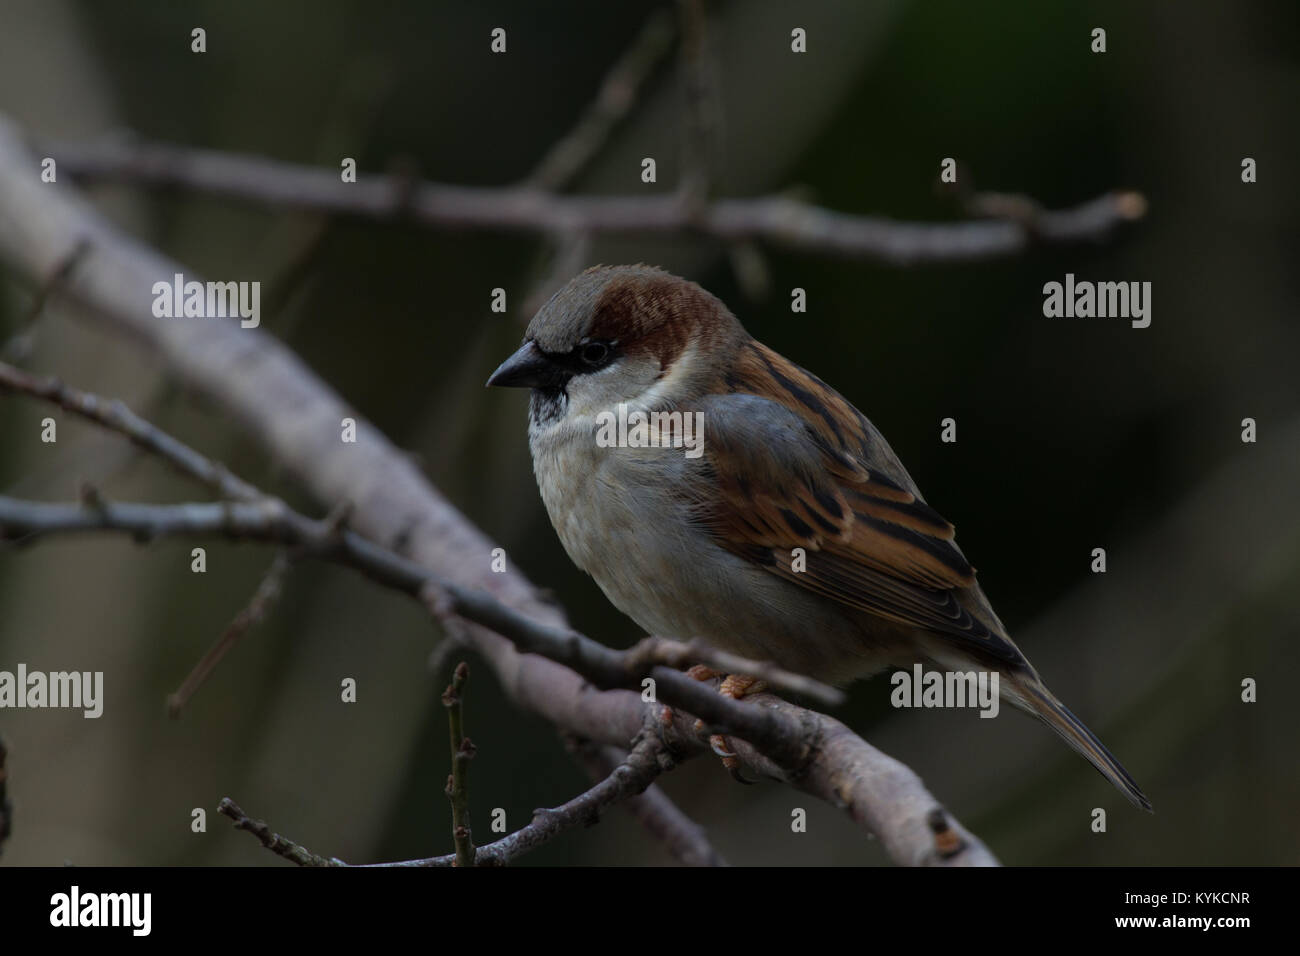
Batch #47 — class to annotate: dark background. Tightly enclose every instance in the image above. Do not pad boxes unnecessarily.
[0,0,1296,865]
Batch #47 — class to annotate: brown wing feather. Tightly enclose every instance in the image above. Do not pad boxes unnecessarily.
[698,340,1018,658]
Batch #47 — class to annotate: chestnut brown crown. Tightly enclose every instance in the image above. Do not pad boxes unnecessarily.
[486,265,743,391]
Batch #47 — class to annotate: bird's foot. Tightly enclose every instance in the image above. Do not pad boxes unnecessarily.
[692,673,768,784]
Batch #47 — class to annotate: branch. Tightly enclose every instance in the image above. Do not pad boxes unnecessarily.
[565,736,727,867]
[0,361,260,501]
[370,733,671,867]
[222,733,671,867]
[524,9,675,192]
[218,798,342,867]
[167,550,292,717]
[38,133,1145,266]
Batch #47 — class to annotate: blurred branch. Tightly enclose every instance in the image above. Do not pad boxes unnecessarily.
[676,0,719,210]
[2,236,90,363]
[524,9,675,192]
[37,132,1145,266]
[167,550,293,717]
[441,661,476,867]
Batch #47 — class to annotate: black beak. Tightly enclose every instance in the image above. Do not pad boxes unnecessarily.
[486,340,564,389]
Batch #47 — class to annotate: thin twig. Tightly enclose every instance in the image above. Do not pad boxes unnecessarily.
[0,360,261,501]
[217,798,341,867]
[369,734,669,866]
[223,735,670,867]
[167,550,293,717]
[441,662,476,867]
[566,736,727,867]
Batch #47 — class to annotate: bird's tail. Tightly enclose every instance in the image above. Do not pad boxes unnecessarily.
[1009,675,1153,812]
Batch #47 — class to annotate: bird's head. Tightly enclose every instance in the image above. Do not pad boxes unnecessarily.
[486,264,744,422]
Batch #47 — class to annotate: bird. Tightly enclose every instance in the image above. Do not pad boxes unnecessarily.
[487,263,1152,812]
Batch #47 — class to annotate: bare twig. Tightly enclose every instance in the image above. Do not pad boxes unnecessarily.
[218,798,341,867]
[566,736,726,866]
[41,134,1145,266]
[0,360,261,501]
[524,9,675,191]
[370,733,670,866]
[223,734,671,867]
[167,550,293,717]
[441,662,476,866]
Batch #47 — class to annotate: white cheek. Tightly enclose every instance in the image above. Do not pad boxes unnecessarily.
[564,357,661,417]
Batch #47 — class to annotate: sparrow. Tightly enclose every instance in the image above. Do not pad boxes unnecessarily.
[488,264,1152,811]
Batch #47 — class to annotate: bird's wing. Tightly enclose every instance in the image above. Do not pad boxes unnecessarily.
[686,340,1020,664]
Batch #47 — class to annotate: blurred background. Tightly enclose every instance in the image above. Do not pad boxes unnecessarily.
[0,0,1296,865]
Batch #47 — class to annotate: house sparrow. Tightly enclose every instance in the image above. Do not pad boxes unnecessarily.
[488,264,1151,811]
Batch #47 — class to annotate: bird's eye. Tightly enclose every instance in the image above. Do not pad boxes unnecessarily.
[579,341,611,366]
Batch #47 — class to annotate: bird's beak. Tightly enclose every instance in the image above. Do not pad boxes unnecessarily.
[486,340,560,389]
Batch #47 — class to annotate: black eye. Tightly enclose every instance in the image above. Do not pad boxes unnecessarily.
[579,341,611,366]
